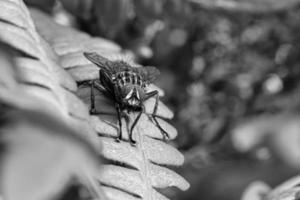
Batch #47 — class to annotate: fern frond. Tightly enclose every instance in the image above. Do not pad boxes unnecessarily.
[29,7,189,200]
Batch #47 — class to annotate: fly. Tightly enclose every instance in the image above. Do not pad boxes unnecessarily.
[83,52,169,145]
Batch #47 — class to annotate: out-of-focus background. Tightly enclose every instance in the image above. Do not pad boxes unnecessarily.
[22,0,300,199]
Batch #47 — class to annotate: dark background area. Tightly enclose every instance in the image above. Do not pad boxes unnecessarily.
[24,0,300,199]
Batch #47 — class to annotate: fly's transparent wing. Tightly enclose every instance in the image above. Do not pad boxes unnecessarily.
[136,66,160,83]
[83,52,113,74]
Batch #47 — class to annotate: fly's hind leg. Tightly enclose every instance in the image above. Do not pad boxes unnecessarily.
[89,80,109,114]
[144,90,170,141]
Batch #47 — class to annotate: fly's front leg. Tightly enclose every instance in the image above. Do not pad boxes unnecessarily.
[144,90,170,141]
[115,104,122,142]
[129,107,144,145]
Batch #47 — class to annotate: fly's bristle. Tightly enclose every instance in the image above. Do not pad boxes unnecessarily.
[110,53,142,68]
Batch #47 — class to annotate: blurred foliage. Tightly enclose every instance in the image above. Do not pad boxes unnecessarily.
[153,6,300,199]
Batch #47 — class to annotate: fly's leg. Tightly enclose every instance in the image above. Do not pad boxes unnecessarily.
[129,107,143,145]
[115,104,122,143]
[90,80,96,114]
[89,69,107,115]
[144,90,170,141]
[89,80,110,114]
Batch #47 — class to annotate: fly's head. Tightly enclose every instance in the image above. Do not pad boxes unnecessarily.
[119,85,146,109]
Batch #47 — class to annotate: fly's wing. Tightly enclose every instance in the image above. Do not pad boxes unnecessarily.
[99,70,115,97]
[83,52,113,74]
[136,66,160,83]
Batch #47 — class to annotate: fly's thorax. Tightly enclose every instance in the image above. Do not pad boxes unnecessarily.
[112,70,147,88]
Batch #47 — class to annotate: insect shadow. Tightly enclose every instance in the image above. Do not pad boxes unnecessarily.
[83,52,169,145]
